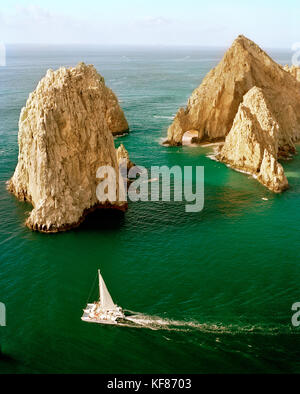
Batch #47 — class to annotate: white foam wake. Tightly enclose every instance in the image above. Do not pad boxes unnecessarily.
[122,311,296,335]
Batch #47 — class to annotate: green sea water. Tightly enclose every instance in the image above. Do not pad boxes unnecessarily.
[1,45,300,374]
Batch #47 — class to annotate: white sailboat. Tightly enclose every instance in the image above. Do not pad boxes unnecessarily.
[81,270,126,325]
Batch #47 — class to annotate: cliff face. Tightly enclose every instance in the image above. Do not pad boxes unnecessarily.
[106,88,129,136]
[167,35,300,146]
[218,87,289,193]
[8,63,128,233]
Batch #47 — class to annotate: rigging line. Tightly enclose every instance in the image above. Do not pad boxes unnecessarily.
[86,273,98,305]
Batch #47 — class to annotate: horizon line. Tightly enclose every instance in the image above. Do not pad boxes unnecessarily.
[4,42,293,51]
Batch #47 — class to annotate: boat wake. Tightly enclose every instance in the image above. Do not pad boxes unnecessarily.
[122,311,297,336]
[83,273,296,336]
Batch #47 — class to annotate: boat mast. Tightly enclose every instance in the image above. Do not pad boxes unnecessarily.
[98,269,101,303]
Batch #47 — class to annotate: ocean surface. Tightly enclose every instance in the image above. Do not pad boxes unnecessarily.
[1,44,300,374]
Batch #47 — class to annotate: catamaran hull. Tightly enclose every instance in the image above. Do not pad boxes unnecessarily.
[81,317,119,325]
[81,316,137,326]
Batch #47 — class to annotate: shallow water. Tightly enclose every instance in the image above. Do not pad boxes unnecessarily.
[1,45,300,374]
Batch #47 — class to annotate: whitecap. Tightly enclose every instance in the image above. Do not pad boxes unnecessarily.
[206,154,218,161]
[153,115,174,120]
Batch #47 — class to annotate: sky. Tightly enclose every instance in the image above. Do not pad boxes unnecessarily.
[0,0,299,48]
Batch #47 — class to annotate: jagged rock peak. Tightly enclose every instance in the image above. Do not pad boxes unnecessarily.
[31,62,129,136]
[166,35,300,146]
[116,144,135,170]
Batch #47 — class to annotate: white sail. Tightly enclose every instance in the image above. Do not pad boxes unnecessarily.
[98,270,117,311]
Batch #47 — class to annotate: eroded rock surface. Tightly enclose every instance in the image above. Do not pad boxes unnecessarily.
[8,62,128,232]
[167,35,300,192]
[116,144,135,170]
[284,65,300,82]
[106,89,129,136]
[167,35,300,147]
[218,87,289,192]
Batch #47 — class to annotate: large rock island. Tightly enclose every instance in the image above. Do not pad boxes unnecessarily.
[8,62,129,233]
[166,35,300,192]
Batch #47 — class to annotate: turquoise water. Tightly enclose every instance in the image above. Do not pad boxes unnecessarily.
[1,45,300,374]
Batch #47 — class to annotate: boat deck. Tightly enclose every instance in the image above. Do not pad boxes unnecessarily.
[81,303,120,325]
[81,315,118,325]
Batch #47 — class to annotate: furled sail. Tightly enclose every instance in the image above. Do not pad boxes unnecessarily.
[98,270,117,311]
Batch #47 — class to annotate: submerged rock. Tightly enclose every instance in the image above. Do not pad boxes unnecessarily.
[167,35,300,147]
[8,62,128,233]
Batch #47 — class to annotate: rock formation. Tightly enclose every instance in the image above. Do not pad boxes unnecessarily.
[106,89,129,136]
[116,144,135,170]
[217,87,289,192]
[8,62,128,233]
[167,35,300,146]
[166,35,300,192]
[284,65,300,82]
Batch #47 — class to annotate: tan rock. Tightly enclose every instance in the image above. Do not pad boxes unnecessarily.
[218,87,289,192]
[116,143,135,170]
[167,35,300,146]
[283,65,300,82]
[106,88,129,136]
[258,150,288,193]
[8,62,128,233]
